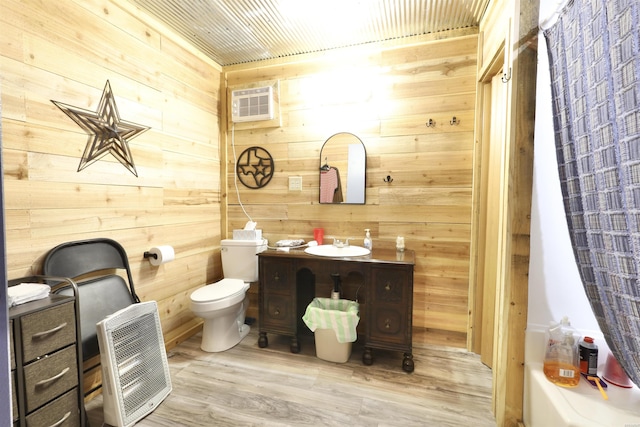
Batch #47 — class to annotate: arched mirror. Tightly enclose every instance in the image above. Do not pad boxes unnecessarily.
[319,132,366,204]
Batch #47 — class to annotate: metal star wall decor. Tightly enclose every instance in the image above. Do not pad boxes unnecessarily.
[51,80,149,177]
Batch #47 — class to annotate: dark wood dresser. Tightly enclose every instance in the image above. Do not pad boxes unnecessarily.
[258,248,415,372]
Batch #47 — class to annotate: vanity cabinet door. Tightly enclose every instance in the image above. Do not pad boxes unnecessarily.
[369,265,412,346]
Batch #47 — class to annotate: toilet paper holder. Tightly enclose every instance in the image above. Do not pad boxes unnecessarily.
[143,245,175,266]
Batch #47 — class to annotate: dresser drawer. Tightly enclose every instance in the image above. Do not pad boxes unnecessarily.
[260,259,291,294]
[369,306,409,345]
[261,294,295,332]
[371,266,409,305]
[10,319,15,370]
[12,370,18,422]
[25,388,80,427]
[24,345,78,412]
[21,302,76,363]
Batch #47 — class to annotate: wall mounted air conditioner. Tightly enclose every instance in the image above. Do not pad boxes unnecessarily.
[97,301,172,427]
[231,86,274,122]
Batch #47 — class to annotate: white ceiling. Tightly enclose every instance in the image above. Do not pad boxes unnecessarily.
[131,0,490,66]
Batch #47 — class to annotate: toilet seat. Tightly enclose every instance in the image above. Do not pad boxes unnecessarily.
[190,278,249,312]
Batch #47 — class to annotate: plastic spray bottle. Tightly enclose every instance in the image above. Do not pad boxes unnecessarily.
[543,316,581,387]
[363,229,372,250]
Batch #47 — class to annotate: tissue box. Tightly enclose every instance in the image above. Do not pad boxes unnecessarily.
[233,229,262,240]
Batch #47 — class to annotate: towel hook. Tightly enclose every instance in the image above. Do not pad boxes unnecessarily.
[425,118,435,127]
[501,68,512,83]
[383,175,393,183]
[450,116,460,126]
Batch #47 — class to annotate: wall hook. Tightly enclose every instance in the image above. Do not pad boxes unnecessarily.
[450,116,460,125]
[425,118,435,127]
[383,175,393,183]
[501,68,512,83]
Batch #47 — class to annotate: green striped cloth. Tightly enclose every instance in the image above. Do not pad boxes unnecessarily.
[302,298,359,343]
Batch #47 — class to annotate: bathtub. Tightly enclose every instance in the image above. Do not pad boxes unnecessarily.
[523,327,640,426]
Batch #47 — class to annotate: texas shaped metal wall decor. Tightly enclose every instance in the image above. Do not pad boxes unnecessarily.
[236,146,274,189]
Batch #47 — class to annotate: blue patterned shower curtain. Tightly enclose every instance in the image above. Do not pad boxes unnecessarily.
[545,0,640,387]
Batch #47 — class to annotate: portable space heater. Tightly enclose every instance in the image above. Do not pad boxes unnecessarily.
[97,301,172,427]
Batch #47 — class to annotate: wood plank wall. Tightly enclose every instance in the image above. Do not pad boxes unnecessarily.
[223,31,479,348]
[1,0,222,393]
[2,0,480,370]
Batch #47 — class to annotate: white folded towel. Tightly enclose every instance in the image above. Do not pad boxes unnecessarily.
[8,283,51,307]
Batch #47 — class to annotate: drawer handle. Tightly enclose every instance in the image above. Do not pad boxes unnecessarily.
[36,367,70,387]
[385,319,391,329]
[48,411,71,427]
[385,282,391,291]
[274,273,280,281]
[274,308,280,315]
[32,322,68,339]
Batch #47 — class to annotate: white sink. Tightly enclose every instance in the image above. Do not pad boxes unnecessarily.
[304,245,370,257]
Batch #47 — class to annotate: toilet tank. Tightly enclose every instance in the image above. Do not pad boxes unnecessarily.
[220,239,267,282]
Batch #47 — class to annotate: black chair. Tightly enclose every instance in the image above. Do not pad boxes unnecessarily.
[43,238,140,361]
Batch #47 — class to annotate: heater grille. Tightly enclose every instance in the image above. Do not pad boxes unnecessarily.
[231,86,274,122]
[98,301,171,427]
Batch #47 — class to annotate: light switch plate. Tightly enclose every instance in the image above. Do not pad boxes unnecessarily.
[289,176,302,191]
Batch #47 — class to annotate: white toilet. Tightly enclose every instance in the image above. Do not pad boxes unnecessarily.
[190,238,267,352]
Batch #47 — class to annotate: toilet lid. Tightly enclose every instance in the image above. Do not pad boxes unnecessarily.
[191,278,247,303]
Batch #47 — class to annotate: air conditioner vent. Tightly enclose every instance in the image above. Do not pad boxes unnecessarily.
[231,86,274,122]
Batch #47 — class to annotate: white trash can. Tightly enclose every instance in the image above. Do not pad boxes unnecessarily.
[302,298,359,363]
[313,328,352,363]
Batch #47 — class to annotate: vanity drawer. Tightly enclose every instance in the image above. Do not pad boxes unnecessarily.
[371,266,409,305]
[260,259,291,294]
[369,306,409,345]
[21,302,76,363]
[261,294,295,331]
[24,344,78,412]
[25,388,80,427]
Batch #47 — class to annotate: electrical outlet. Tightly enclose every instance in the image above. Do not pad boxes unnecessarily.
[289,176,302,191]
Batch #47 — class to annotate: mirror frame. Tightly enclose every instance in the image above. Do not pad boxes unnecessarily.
[319,132,367,204]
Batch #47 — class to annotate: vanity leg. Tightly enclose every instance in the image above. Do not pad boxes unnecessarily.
[290,336,300,353]
[363,347,373,365]
[258,332,268,348]
[402,353,414,373]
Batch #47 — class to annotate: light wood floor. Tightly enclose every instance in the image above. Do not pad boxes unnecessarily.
[85,328,496,426]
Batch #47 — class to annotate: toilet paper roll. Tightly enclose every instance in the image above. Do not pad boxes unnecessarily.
[147,245,175,266]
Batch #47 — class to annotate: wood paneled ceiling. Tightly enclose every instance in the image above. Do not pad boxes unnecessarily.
[130,0,490,66]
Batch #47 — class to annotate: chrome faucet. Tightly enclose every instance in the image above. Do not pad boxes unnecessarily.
[331,237,353,248]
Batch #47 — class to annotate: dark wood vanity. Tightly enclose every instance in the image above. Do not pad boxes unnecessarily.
[258,248,415,372]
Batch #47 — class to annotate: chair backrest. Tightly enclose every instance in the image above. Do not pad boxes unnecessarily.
[43,238,140,360]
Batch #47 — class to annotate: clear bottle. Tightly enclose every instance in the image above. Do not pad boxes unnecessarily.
[363,229,372,250]
[543,316,580,387]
